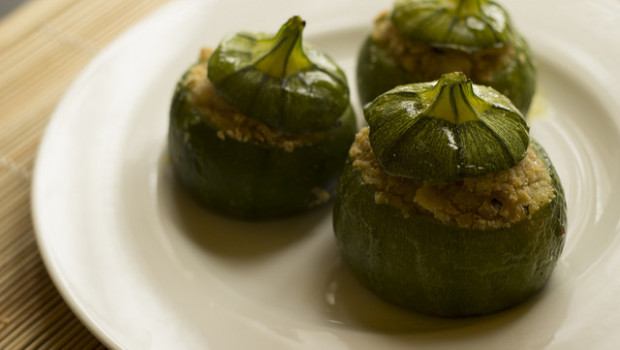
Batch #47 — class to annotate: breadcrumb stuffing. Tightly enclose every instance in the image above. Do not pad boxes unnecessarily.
[181,48,323,152]
[372,13,515,84]
[350,127,555,229]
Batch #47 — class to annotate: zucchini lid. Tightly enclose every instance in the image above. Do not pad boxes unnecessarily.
[390,0,516,52]
[365,72,529,182]
[207,16,350,133]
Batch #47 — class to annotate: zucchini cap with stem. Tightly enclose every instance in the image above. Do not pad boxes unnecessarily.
[208,16,350,133]
[168,16,357,219]
[366,71,529,182]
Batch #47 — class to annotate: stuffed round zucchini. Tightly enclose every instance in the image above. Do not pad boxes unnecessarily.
[333,72,566,317]
[356,0,536,116]
[169,16,357,219]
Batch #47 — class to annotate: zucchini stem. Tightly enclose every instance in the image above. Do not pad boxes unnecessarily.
[254,16,312,78]
[456,0,485,17]
[424,72,484,124]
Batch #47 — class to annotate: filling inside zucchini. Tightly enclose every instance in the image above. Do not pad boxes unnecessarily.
[371,13,515,84]
[181,48,327,152]
[350,127,555,229]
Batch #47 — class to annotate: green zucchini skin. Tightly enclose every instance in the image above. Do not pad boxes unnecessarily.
[169,82,357,220]
[333,141,566,317]
[356,34,536,115]
[356,36,412,108]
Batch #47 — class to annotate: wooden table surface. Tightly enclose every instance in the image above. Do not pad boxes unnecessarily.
[0,0,171,348]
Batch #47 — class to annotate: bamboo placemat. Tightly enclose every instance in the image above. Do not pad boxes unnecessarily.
[0,0,171,348]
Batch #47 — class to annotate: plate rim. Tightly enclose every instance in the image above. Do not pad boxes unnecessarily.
[31,0,620,349]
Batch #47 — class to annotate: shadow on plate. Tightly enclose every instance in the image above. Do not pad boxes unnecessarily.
[158,157,330,260]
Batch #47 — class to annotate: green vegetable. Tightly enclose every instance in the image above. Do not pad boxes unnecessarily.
[333,75,566,317]
[168,17,357,219]
[208,16,350,133]
[391,0,511,51]
[333,142,566,316]
[366,72,529,182]
[356,0,536,116]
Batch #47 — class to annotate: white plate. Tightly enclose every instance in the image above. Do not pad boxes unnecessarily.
[32,0,620,349]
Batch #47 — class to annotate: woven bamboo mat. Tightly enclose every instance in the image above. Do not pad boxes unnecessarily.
[0,0,171,348]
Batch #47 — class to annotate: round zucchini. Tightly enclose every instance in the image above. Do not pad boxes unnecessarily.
[333,141,566,316]
[333,74,566,317]
[356,0,536,116]
[168,17,357,219]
